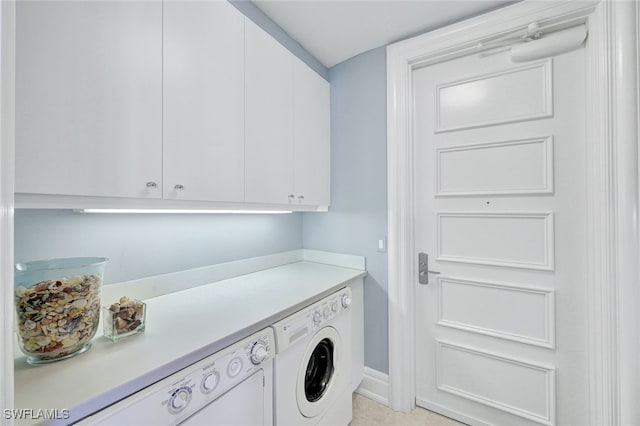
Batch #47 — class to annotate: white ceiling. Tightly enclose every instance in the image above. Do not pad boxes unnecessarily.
[253,0,515,68]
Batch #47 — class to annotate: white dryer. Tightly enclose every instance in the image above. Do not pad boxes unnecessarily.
[271,287,353,426]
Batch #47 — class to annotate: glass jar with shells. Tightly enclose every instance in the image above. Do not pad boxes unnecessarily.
[14,257,108,365]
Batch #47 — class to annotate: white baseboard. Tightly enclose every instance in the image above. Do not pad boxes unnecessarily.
[355,367,389,406]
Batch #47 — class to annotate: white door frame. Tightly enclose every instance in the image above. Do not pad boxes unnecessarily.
[386,1,640,424]
[1,0,15,424]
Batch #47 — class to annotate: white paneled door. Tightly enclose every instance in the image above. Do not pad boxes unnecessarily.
[413,45,587,425]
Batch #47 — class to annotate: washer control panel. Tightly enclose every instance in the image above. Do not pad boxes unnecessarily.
[272,287,352,353]
[80,328,273,425]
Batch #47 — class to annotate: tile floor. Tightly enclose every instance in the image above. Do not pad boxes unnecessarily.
[351,393,466,426]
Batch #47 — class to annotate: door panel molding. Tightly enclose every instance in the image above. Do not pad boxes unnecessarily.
[436,341,556,425]
[387,3,639,426]
[436,212,554,270]
[436,277,555,348]
[435,60,553,133]
[435,136,554,197]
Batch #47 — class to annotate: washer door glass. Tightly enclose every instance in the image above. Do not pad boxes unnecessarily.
[297,326,343,418]
[304,338,334,402]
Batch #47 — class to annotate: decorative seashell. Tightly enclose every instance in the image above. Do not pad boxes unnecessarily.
[34,335,51,347]
[34,282,49,292]
[61,337,78,348]
[115,317,128,330]
[127,320,142,331]
[47,281,61,293]
[69,308,83,318]
[70,299,87,309]
[20,329,41,339]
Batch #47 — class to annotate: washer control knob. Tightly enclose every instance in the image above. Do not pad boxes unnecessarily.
[168,387,191,414]
[323,306,331,318]
[312,310,322,325]
[250,341,269,365]
[341,293,352,309]
[331,302,338,313]
[201,371,220,393]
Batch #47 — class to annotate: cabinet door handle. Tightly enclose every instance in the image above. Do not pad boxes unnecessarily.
[298,195,305,200]
[288,194,295,199]
[146,182,158,189]
[174,184,184,191]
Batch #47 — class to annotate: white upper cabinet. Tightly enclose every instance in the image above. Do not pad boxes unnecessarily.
[293,58,330,207]
[245,19,330,208]
[163,1,245,202]
[244,19,294,205]
[16,1,163,199]
[16,2,329,210]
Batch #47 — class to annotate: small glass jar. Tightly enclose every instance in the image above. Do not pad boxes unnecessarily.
[102,297,146,341]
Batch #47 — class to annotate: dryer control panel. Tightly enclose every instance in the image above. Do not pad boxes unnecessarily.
[272,287,352,354]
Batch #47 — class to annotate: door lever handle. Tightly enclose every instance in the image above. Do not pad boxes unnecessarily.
[418,252,440,285]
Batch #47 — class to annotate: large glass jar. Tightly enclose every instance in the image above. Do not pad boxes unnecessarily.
[14,257,108,365]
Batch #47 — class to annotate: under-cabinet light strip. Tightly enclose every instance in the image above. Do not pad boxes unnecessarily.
[75,209,293,214]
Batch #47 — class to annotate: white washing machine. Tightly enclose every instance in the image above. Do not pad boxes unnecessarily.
[271,287,353,426]
[78,328,274,426]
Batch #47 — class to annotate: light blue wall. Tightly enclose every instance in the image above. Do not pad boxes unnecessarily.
[303,47,388,374]
[15,210,302,284]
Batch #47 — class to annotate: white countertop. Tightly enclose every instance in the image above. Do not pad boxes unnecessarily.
[13,259,366,425]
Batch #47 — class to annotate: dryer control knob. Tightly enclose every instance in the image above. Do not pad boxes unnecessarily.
[341,293,352,309]
[323,307,331,318]
[331,302,338,313]
[250,341,269,365]
[312,310,322,325]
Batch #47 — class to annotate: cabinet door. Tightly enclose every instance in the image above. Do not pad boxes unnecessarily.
[163,1,245,202]
[244,19,294,205]
[16,1,163,198]
[293,58,330,207]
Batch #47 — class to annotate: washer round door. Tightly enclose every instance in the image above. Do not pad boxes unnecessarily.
[296,326,343,418]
